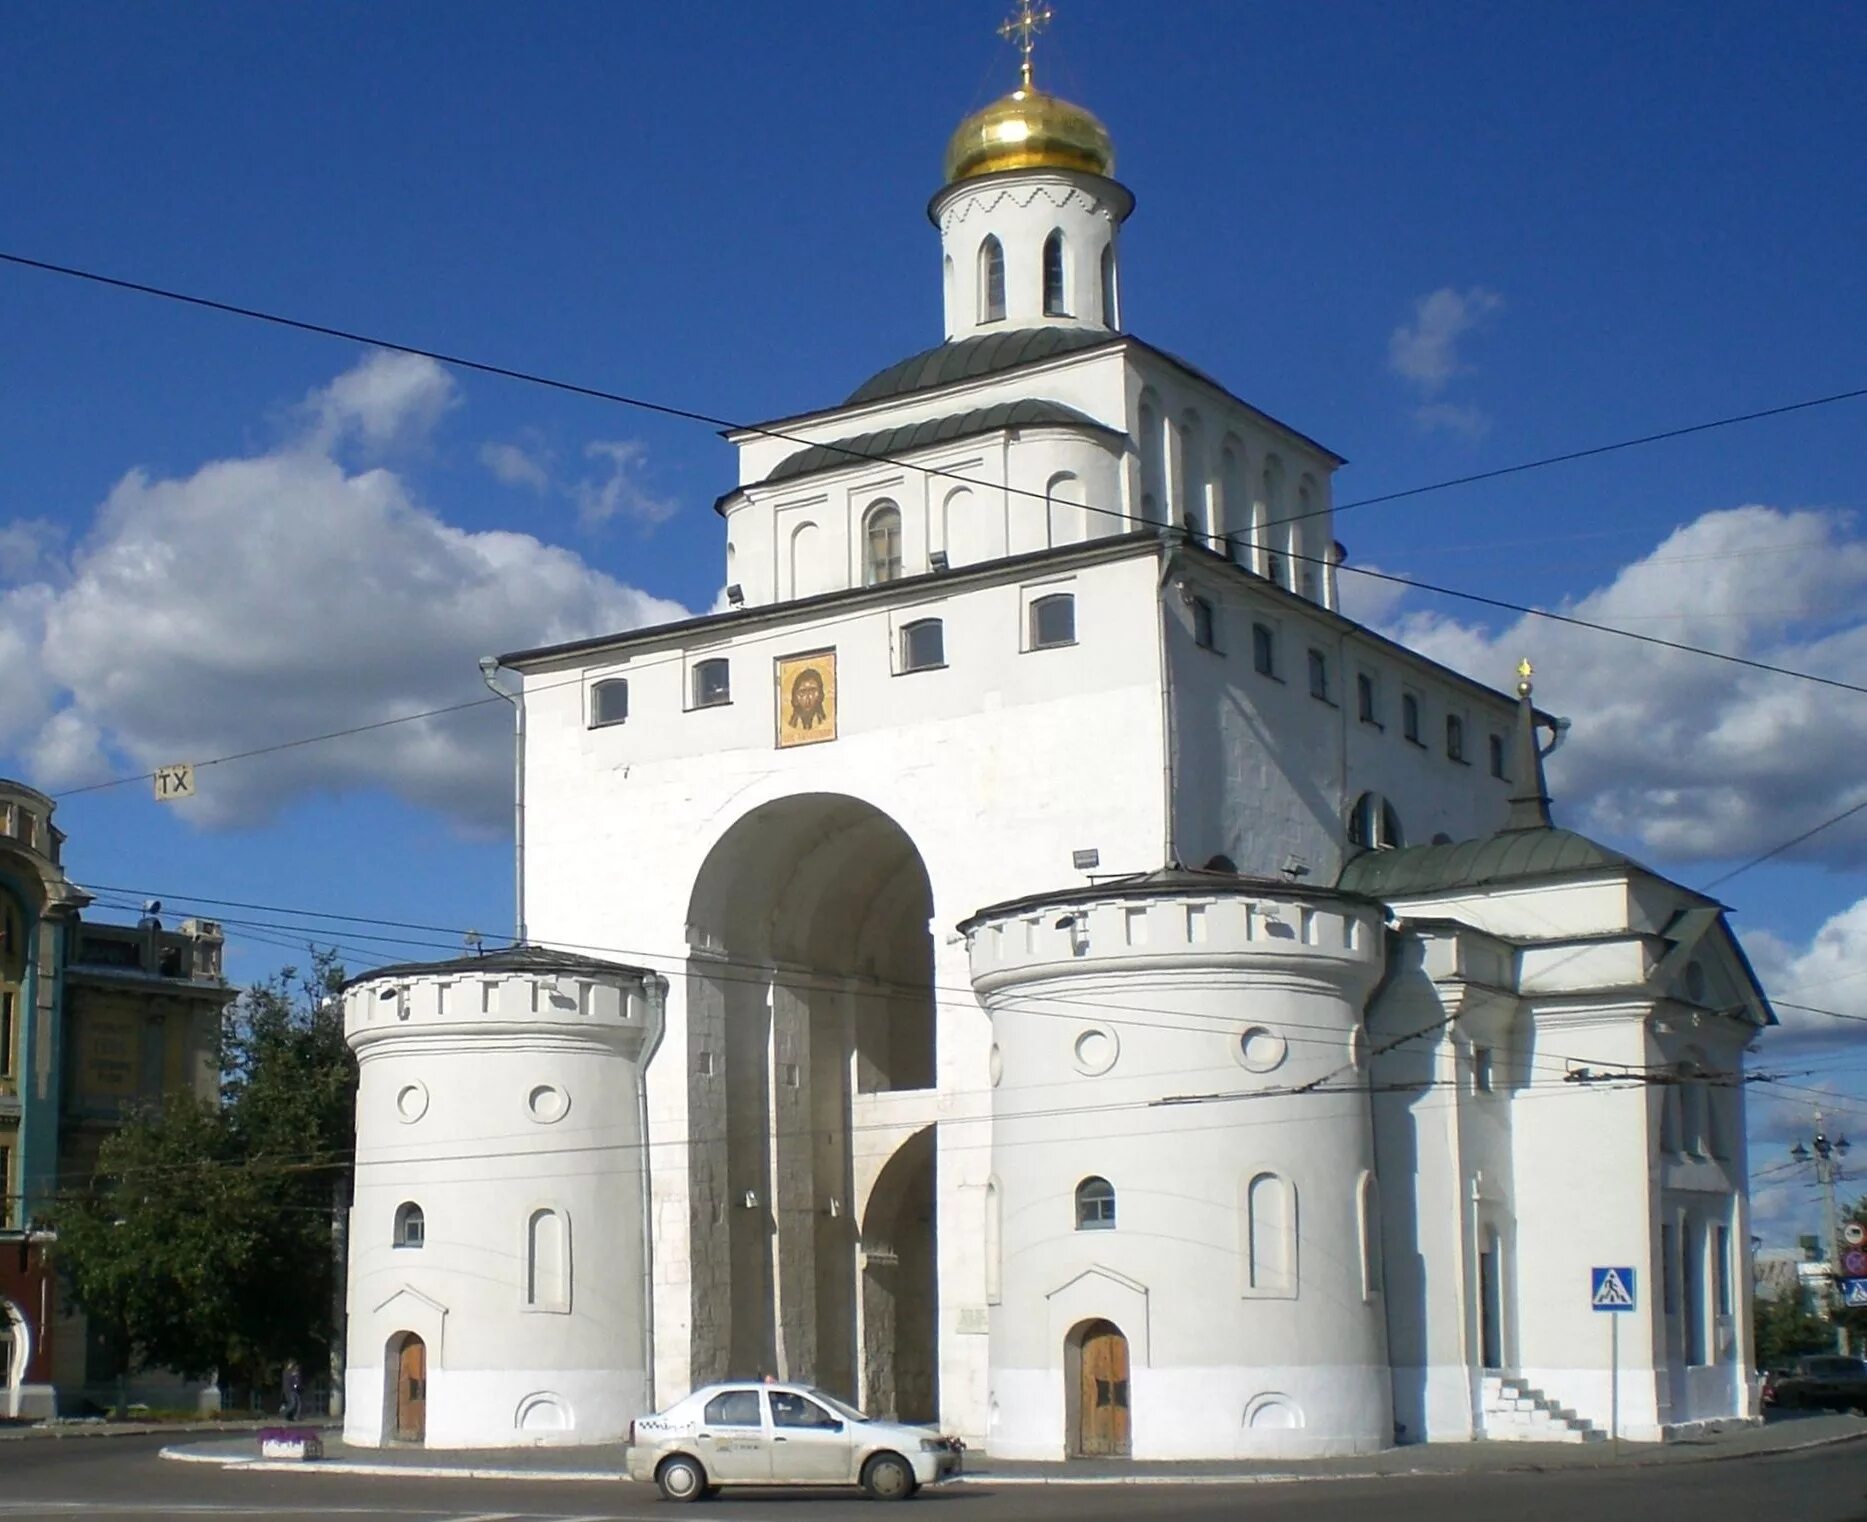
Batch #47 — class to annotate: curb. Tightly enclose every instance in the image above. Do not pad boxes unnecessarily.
[155,1423,1867,1488]
[2,1420,325,1444]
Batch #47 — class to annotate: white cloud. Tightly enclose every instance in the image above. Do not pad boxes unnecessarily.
[0,353,689,829]
[1364,504,1867,865]
[305,349,458,452]
[480,440,552,494]
[0,520,66,586]
[575,440,679,529]
[1388,287,1502,393]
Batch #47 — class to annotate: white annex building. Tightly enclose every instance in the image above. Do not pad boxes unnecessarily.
[342,22,1772,1460]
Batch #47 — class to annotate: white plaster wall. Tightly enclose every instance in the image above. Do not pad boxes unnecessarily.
[342,969,655,1448]
[969,889,1392,1459]
[1162,563,1518,883]
[517,552,1172,1446]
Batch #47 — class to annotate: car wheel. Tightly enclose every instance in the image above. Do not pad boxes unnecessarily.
[862,1452,915,1501]
[656,1454,708,1503]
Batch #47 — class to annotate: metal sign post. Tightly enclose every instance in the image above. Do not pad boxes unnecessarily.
[1591,1267,1636,1449]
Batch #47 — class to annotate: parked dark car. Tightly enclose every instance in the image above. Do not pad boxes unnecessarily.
[1766,1355,1867,1411]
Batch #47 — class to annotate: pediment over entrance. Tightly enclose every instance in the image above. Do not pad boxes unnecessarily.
[1045,1265,1150,1366]
[372,1285,448,1362]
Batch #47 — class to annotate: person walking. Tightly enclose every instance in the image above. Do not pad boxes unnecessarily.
[280,1359,303,1421]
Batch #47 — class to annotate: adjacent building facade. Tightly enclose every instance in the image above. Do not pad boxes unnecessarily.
[1,778,232,1417]
[343,46,1771,1456]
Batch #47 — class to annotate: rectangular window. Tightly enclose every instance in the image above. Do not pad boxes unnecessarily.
[899,617,945,672]
[1029,592,1076,650]
[1307,648,1330,703]
[1402,692,1422,744]
[1489,733,1508,779]
[0,989,14,1079]
[1661,1222,1678,1316]
[1684,1219,1707,1365]
[1251,622,1277,677]
[1192,595,1218,650]
[1356,671,1379,726]
[692,657,731,708]
[1446,713,1467,762]
[590,677,628,727]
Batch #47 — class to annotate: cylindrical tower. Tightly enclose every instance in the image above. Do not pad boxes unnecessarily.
[931,81,1133,341]
[342,948,665,1448]
[963,874,1391,1460]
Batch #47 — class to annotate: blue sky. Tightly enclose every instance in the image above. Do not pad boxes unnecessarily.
[4,1,1866,1241]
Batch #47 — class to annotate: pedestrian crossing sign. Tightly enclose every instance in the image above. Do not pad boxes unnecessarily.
[1591,1266,1637,1311]
[1843,1278,1867,1308]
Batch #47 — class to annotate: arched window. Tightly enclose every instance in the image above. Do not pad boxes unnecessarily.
[1043,230,1068,316]
[899,618,944,672]
[1489,733,1509,780]
[1029,592,1076,650]
[864,501,903,585]
[1347,792,1404,851]
[393,1202,425,1248]
[1075,1176,1115,1231]
[942,253,954,331]
[1246,1172,1296,1296]
[1100,243,1118,328]
[1137,397,1165,524]
[527,1207,570,1312]
[979,236,1006,323]
[1446,713,1467,762]
[590,677,628,728]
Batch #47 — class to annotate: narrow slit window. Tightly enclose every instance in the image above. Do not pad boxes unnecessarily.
[1357,672,1378,725]
[590,678,629,728]
[1402,693,1422,744]
[900,617,945,672]
[980,236,1006,323]
[1307,648,1330,702]
[1446,713,1467,762]
[1489,733,1508,779]
[1100,243,1117,328]
[1043,230,1068,316]
[1030,593,1076,649]
[693,658,731,709]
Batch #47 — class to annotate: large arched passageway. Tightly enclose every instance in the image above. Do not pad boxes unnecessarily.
[683,794,937,1406]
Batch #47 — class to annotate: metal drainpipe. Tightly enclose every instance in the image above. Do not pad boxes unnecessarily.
[478,658,526,945]
[635,974,670,1415]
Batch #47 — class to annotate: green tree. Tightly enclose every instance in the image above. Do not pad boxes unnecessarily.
[54,949,355,1411]
[1754,1286,1832,1367]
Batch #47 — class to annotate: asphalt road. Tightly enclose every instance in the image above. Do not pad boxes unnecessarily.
[3,1433,1867,1522]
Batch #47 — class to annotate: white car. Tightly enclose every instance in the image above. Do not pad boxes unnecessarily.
[626,1382,964,1502]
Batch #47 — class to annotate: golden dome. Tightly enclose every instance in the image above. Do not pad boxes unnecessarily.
[942,86,1115,185]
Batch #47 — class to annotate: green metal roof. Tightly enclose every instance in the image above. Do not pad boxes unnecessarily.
[762,399,1117,488]
[845,327,1119,405]
[1336,827,1638,898]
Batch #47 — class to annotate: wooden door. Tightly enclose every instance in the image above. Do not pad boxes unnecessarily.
[1077,1321,1131,1457]
[394,1335,426,1443]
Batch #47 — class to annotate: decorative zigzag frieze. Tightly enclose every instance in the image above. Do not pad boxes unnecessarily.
[940,181,1114,233]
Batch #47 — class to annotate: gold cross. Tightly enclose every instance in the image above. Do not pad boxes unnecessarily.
[1516,656,1534,696]
[999,0,1053,89]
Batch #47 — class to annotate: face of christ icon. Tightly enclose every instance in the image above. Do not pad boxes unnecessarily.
[789,667,827,731]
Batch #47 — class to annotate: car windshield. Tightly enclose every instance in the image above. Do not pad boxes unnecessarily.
[808,1389,871,1423]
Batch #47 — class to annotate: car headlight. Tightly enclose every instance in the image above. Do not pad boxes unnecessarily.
[920,1438,946,1452]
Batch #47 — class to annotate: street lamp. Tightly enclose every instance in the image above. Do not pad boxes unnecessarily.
[1788,1116,1853,1353]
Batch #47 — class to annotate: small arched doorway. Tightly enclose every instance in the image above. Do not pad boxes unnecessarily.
[385,1332,426,1444]
[1066,1319,1131,1457]
[860,1125,938,1423]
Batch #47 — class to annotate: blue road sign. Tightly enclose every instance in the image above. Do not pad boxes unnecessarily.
[1843,1278,1867,1308]
[1591,1266,1637,1311]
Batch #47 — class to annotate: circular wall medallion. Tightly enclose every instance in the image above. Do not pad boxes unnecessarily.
[1072,1027,1119,1077]
[1236,1026,1288,1074]
[988,1044,1004,1087]
[1245,1393,1302,1430]
[394,1082,429,1124]
[527,1084,570,1124]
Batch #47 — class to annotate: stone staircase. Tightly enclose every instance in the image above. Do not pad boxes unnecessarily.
[1481,1374,1607,1443]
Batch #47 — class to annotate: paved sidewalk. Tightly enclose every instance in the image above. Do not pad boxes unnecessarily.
[159,1412,1867,1486]
[2,1416,335,1443]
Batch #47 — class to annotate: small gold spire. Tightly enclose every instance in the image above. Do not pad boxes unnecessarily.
[1516,657,1534,698]
[999,0,1054,89]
